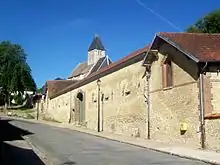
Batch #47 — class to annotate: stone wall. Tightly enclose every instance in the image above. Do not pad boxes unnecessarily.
[210,73,220,113]
[149,45,200,147]
[44,43,220,150]
[84,61,147,137]
[45,60,147,138]
[206,120,220,151]
[44,91,71,122]
[45,46,201,147]
[204,72,220,151]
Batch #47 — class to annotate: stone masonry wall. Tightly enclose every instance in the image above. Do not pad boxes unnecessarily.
[149,44,200,147]
[42,44,220,150]
[45,45,201,146]
[84,61,147,138]
[210,73,220,113]
[45,60,147,138]
[206,119,220,151]
[205,72,220,151]
[44,91,71,122]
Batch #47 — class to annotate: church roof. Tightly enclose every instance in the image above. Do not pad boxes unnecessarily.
[68,62,93,79]
[89,56,112,73]
[51,45,149,99]
[68,56,109,79]
[88,35,105,51]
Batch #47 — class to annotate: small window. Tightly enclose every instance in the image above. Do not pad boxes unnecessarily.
[162,59,173,88]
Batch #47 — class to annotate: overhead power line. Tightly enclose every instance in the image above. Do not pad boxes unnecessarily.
[135,0,182,32]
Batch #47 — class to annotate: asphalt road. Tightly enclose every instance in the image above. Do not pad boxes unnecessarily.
[7,119,208,165]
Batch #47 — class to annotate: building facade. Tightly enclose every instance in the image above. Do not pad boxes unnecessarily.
[42,32,220,151]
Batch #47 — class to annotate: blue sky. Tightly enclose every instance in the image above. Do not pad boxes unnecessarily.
[0,0,219,88]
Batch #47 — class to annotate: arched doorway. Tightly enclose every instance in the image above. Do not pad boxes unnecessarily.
[75,91,85,125]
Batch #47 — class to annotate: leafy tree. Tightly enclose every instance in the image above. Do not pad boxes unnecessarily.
[0,41,36,109]
[0,93,4,106]
[186,9,220,33]
[13,93,24,105]
[37,87,43,93]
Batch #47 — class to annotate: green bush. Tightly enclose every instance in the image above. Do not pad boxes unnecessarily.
[25,113,35,119]
[42,116,61,123]
[13,93,24,105]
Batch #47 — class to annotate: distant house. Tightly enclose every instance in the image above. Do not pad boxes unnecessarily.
[11,91,34,105]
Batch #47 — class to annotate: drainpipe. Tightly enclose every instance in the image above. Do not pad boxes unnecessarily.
[199,62,207,149]
[97,79,101,132]
[101,93,104,131]
[145,67,151,139]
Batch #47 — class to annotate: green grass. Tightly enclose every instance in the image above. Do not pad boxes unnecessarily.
[42,116,61,123]
[7,108,36,119]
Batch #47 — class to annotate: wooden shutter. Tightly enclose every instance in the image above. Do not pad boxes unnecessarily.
[74,96,80,122]
[162,58,173,88]
[166,60,173,87]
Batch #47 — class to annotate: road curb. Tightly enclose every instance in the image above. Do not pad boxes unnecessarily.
[3,116,219,165]
[22,136,54,165]
[63,128,219,165]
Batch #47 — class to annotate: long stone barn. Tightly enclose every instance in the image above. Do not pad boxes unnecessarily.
[42,32,220,151]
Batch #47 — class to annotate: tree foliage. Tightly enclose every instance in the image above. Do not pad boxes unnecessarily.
[0,41,36,107]
[37,87,43,93]
[186,9,220,33]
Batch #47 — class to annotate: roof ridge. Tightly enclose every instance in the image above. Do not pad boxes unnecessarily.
[97,56,108,70]
[68,61,88,79]
[51,44,150,99]
[47,79,73,83]
[106,55,113,64]
[158,32,220,36]
[154,32,220,62]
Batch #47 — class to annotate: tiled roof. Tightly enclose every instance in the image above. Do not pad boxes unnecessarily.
[157,32,220,62]
[46,80,77,98]
[96,45,149,74]
[68,57,109,79]
[51,45,149,99]
[89,57,108,74]
[68,62,93,79]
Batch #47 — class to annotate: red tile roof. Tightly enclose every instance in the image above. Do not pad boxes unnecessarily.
[46,80,77,98]
[51,45,149,98]
[158,32,220,62]
[89,45,150,75]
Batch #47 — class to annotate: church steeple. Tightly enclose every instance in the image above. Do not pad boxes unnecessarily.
[88,35,106,65]
[88,34,105,51]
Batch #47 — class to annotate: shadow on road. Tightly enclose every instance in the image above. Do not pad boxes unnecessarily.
[0,118,46,165]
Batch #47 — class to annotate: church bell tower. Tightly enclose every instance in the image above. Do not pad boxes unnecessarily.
[88,35,106,65]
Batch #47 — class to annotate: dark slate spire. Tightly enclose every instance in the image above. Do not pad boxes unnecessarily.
[88,34,105,51]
